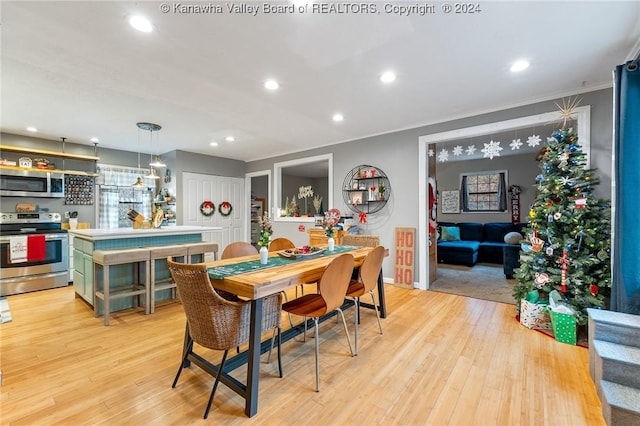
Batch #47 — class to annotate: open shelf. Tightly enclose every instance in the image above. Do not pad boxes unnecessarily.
[0,164,99,177]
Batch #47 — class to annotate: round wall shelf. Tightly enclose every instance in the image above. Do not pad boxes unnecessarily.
[342,165,390,215]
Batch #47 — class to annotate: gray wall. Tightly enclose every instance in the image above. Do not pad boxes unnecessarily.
[246,88,614,281]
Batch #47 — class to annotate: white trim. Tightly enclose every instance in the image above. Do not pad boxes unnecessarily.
[417,106,591,290]
[273,153,333,220]
[245,169,271,242]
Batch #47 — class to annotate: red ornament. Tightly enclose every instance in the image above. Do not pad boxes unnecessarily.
[590,284,599,296]
[358,211,367,223]
[575,197,587,209]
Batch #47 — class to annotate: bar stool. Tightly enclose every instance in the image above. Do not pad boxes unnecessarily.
[149,245,189,313]
[93,248,151,326]
[184,241,219,264]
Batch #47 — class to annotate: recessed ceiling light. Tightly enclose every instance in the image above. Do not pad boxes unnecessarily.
[380,71,396,83]
[129,15,153,33]
[26,126,38,132]
[209,141,218,147]
[264,79,279,90]
[225,136,235,142]
[332,113,344,122]
[90,137,99,143]
[510,60,530,73]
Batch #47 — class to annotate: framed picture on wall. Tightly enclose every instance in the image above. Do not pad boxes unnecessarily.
[441,190,460,213]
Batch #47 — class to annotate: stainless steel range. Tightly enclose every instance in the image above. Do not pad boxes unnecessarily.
[0,212,69,296]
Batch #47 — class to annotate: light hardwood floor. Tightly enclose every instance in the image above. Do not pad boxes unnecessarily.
[1,284,604,425]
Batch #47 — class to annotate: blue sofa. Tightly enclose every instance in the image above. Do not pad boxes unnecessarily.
[437,222,526,271]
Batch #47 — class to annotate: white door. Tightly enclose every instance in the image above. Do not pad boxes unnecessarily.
[182,172,245,260]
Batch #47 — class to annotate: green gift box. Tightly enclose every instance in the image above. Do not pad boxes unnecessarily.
[550,310,577,345]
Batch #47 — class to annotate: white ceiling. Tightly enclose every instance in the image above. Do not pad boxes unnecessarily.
[2,1,639,162]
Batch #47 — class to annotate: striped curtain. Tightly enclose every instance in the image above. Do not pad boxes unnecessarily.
[611,60,640,315]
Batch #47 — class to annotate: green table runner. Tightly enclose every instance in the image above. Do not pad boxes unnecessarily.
[208,245,358,280]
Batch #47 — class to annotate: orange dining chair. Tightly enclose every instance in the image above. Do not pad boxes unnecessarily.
[345,245,385,355]
[282,253,355,391]
[166,258,283,419]
[221,241,258,259]
[268,237,295,252]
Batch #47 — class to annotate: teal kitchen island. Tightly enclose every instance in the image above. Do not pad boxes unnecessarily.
[68,226,220,314]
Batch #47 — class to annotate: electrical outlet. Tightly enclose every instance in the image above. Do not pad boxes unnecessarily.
[64,211,70,219]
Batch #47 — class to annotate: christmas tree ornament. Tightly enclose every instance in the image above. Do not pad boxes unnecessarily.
[590,284,599,296]
[558,250,570,293]
[529,209,537,218]
[530,235,544,252]
[546,246,554,256]
[597,249,608,260]
[575,197,587,208]
[548,214,554,222]
[554,212,562,220]
[534,272,551,288]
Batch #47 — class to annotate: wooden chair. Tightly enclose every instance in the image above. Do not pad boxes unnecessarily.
[268,237,295,252]
[167,258,283,419]
[346,246,385,355]
[221,241,258,259]
[282,253,355,391]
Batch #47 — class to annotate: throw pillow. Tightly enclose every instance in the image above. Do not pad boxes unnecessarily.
[441,226,461,241]
[504,231,523,245]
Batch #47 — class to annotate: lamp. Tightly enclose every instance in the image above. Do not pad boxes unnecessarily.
[131,132,147,188]
[138,122,165,168]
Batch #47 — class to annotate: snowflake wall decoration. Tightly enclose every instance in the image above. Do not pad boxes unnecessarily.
[466,145,476,155]
[428,148,435,157]
[510,138,522,150]
[452,145,463,156]
[438,148,450,162]
[481,140,503,160]
[527,134,541,147]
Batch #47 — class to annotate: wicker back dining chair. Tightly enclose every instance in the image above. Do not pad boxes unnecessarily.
[282,253,355,391]
[268,237,296,252]
[345,245,385,355]
[167,258,283,419]
[221,241,258,259]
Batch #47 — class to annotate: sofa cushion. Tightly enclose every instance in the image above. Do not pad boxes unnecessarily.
[479,242,506,264]
[440,226,461,241]
[483,222,516,243]
[458,222,483,241]
[438,240,480,253]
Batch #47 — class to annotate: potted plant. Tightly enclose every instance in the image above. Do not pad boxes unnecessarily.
[378,182,386,200]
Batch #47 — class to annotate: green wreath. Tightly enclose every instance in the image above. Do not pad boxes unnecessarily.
[200,200,215,216]
[219,201,233,217]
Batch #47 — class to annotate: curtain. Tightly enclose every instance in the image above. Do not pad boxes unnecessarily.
[498,172,507,211]
[96,164,155,229]
[611,60,640,315]
[460,176,468,211]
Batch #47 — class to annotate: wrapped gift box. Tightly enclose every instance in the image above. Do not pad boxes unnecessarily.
[550,310,577,345]
[519,299,551,330]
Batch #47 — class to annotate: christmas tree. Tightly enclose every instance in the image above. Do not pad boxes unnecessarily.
[513,127,611,326]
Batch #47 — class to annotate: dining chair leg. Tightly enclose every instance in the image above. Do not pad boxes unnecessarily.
[369,290,383,334]
[172,337,194,388]
[336,308,354,357]
[353,298,360,356]
[314,317,320,392]
[267,328,277,364]
[277,327,283,378]
[204,349,228,419]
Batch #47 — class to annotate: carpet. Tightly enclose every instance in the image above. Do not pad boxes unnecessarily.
[0,297,12,323]
[429,263,516,305]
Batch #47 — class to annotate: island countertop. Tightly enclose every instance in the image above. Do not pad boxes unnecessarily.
[68,225,222,241]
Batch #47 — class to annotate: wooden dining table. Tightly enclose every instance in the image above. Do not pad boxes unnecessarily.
[180,245,387,418]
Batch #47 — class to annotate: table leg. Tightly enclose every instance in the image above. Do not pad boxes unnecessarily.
[245,298,263,417]
[377,270,387,319]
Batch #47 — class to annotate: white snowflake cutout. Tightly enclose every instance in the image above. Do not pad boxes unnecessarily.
[527,134,541,147]
[510,138,522,150]
[481,140,503,160]
[452,145,463,156]
[559,177,574,186]
[438,148,450,162]
[428,149,435,157]
[466,145,476,155]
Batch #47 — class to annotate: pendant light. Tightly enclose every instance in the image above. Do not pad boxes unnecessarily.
[131,126,147,188]
[141,121,165,168]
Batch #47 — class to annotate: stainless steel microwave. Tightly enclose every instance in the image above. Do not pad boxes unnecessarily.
[0,169,64,198]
